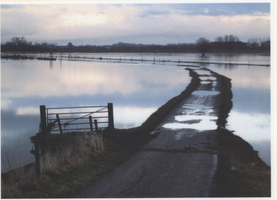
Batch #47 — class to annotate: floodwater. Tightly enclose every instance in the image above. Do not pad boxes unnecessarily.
[162,68,220,132]
[203,54,271,166]
[1,54,191,172]
[1,52,271,172]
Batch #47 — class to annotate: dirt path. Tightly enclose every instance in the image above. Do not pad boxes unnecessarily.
[77,67,229,197]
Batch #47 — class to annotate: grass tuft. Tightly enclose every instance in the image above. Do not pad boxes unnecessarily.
[1,131,105,198]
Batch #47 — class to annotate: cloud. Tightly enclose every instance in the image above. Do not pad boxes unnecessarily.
[0,3,271,45]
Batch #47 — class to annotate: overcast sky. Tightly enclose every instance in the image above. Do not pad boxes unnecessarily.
[0,2,271,46]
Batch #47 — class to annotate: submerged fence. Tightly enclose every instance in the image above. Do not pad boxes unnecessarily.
[60,55,270,67]
[2,53,270,67]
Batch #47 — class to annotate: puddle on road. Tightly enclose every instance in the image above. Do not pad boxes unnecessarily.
[163,119,217,131]
[163,102,218,134]
[175,115,217,122]
[199,76,217,81]
[194,69,213,76]
[201,81,212,84]
[192,90,220,96]
[161,75,220,135]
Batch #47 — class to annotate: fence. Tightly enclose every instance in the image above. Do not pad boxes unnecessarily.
[40,103,114,135]
[31,103,114,177]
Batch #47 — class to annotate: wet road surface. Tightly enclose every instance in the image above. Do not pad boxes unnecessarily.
[77,67,227,197]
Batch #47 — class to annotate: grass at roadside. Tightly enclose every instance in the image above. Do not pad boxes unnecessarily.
[1,132,106,198]
[210,128,271,197]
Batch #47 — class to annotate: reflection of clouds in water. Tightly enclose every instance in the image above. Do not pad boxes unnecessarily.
[1,60,190,106]
[1,99,12,109]
[1,109,39,138]
[163,102,218,131]
[16,107,40,115]
[114,106,157,129]
[226,110,271,166]
[163,119,217,131]
[194,70,212,75]
[231,86,270,114]
[226,111,270,142]
[201,81,211,84]
[209,64,270,89]
[199,76,217,81]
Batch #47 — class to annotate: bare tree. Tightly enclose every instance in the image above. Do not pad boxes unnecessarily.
[228,35,236,42]
[224,35,229,42]
[196,37,210,57]
[215,36,224,42]
[67,42,73,48]
[11,37,27,46]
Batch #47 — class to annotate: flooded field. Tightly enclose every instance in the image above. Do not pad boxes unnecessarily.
[1,52,271,172]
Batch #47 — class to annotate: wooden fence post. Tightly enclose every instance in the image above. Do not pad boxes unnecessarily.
[40,105,47,133]
[107,103,114,129]
[56,114,63,135]
[89,116,93,131]
[34,138,40,178]
[94,120,98,132]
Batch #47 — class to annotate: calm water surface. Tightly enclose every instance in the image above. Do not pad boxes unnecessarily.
[1,53,271,172]
[1,55,191,172]
[199,53,271,166]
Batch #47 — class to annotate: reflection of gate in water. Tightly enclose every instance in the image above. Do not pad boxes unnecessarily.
[40,103,114,134]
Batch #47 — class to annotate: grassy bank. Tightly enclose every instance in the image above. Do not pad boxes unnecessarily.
[1,132,107,198]
[210,128,271,197]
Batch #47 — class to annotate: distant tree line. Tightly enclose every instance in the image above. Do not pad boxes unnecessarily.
[1,35,270,54]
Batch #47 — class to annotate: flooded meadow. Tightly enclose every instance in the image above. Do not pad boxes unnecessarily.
[1,52,271,172]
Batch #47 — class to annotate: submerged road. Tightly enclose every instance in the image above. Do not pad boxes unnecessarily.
[78,67,229,198]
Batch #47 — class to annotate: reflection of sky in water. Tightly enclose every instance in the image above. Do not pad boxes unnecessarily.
[163,120,217,131]
[191,91,220,96]
[198,76,217,81]
[163,115,218,131]
[1,53,271,170]
[1,57,191,172]
[163,102,218,132]
[1,59,191,118]
[207,63,271,166]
